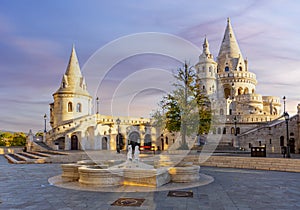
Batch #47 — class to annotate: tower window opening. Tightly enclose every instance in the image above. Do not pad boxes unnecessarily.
[220,109,224,115]
[225,66,229,72]
[68,102,73,112]
[231,127,235,134]
[239,66,242,71]
[76,103,82,112]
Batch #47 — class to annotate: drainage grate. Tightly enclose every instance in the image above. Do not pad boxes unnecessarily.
[167,190,193,197]
[111,198,145,207]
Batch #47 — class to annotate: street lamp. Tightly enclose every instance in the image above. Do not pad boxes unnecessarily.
[44,114,47,133]
[43,114,47,143]
[284,112,290,158]
[233,116,237,147]
[116,118,121,153]
[283,96,286,113]
[234,116,237,136]
[96,97,99,114]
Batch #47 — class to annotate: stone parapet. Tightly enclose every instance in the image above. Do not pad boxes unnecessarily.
[183,155,300,172]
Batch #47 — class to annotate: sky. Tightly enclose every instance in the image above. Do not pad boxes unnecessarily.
[1,0,300,133]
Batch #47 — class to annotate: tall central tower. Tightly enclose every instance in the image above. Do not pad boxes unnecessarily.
[217,18,257,99]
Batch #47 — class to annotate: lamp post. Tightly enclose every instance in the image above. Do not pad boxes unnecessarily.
[96,97,99,114]
[284,112,290,158]
[116,118,121,153]
[43,114,47,142]
[283,96,286,113]
[44,114,47,133]
[233,116,237,147]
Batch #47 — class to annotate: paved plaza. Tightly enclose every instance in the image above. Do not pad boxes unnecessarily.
[1,155,300,210]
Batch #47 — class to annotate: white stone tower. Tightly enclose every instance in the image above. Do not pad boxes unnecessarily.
[217,18,257,100]
[195,37,218,97]
[49,46,92,128]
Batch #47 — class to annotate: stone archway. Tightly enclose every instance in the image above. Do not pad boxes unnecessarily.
[71,135,78,150]
[144,134,152,147]
[102,137,108,150]
[128,131,140,148]
[224,88,231,99]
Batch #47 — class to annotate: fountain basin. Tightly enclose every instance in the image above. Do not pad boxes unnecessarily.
[168,165,200,183]
[123,167,170,187]
[78,166,123,186]
[61,163,81,181]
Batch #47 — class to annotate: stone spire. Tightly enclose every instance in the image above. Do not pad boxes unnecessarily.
[65,45,82,78]
[199,36,213,60]
[217,18,246,72]
[203,36,210,55]
[54,46,90,97]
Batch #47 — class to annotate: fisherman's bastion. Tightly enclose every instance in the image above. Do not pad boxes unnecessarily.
[27,19,300,155]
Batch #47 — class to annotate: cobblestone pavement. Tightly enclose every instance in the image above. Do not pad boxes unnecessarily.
[1,155,300,210]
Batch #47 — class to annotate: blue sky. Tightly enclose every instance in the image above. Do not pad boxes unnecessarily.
[1,0,300,132]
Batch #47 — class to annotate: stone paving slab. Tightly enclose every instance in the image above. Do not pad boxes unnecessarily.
[1,155,300,209]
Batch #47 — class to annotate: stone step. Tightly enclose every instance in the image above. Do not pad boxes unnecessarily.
[34,141,54,150]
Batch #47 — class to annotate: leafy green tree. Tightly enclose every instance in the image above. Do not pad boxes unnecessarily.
[0,138,5,146]
[8,132,26,146]
[153,62,211,149]
[35,132,44,137]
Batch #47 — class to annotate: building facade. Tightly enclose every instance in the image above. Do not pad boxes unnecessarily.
[37,18,299,154]
[195,18,299,154]
[44,46,161,151]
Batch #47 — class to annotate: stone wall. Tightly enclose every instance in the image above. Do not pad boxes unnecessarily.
[238,114,300,154]
[184,155,300,172]
[0,146,24,154]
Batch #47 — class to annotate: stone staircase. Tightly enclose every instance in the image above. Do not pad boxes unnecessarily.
[4,150,67,164]
[33,141,54,151]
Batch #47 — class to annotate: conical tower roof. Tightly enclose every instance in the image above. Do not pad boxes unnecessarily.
[197,36,214,62]
[54,46,91,97]
[65,45,82,78]
[217,18,246,72]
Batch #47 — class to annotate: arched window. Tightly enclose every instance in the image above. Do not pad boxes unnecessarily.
[238,88,243,95]
[220,109,224,115]
[76,103,82,112]
[236,127,240,134]
[280,136,284,147]
[68,102,73,112]
[231,127,235,134]
[239,66,242,71]
[225,66,229,72]
[223,128,226,134]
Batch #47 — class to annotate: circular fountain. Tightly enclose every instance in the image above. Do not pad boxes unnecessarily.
[50,146,214,192]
